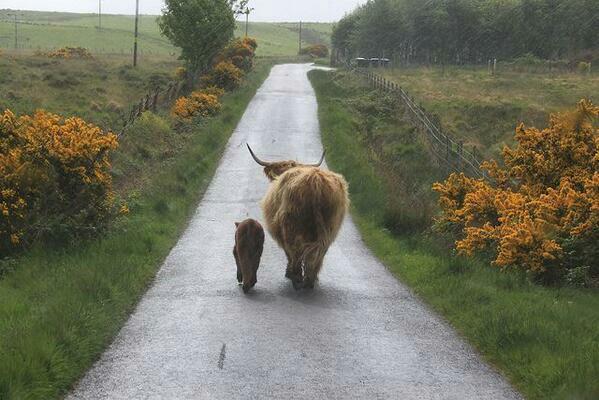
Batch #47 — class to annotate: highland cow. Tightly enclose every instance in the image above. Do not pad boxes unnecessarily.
[233,218,265,293]
[247,144,349,290]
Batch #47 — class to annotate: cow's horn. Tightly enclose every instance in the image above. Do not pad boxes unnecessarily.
[309,150,326,167]
[247,144,270,166]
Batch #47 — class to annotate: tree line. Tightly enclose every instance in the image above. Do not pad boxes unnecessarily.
[332,0,598,65]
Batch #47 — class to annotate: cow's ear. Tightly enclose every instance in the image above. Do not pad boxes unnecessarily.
[235,222,240,227]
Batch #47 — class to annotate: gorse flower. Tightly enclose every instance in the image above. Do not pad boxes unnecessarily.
[0,109,118,252]
[433,100,598,281]
[171,91,221,121]
[201,61,243,91]
[46,47,93,59]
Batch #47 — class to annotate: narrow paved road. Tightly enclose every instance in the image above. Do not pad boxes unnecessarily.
[69,64,520,400]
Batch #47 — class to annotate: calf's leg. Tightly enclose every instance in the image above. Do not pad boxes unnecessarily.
[233,247,242,284]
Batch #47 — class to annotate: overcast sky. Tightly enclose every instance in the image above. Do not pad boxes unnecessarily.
[1,0,365,22]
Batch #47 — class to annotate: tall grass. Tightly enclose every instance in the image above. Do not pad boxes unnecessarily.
[309,69,599,400]
[0,63,273,399]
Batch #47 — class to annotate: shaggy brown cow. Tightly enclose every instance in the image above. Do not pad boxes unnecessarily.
[233,218,265,293]
[247,144,349,289]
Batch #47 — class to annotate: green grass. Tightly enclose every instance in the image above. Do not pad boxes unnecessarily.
[0,10,332,58]
[378,66,599,157]
[0,62,273,399]
[0,53,178,130]
[309,69,599,400]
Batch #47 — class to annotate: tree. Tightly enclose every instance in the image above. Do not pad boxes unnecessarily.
[159,0,236,76]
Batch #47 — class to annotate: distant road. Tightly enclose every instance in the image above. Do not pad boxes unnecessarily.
[68,64,521,400]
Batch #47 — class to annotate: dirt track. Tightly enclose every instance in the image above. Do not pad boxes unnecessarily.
[68,64,521,400]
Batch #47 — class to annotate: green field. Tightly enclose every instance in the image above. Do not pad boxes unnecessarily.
[0,10,332,57]
[309,69,599,400]
[378,66,599,157]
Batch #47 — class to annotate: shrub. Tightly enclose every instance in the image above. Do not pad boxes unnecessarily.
[433,100,598,283]
[201,61,243,91]
[300,44,329,58]
[242,37,258,51]
[0,110,118,252]
[214,37,257,72]
[201,86,225,99]
[577,61,591,74]
[47,47,93,59]
[171,91,221,121]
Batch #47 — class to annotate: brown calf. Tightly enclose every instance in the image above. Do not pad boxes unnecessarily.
[233,219,265,293]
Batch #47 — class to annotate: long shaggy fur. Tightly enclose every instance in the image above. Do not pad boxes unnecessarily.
[233,219,265,293]
[261,165,349,289]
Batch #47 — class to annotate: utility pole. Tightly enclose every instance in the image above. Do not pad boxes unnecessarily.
[298,21,302,54]
[7,13,22,50]
[98,0,102,30]
[13,14,17,49]
[133,0,140,67]
[6,13,25,50]
[244,7,254,37]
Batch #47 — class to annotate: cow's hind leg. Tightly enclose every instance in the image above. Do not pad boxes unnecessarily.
[303,246,326,289]
[285,252,304,290]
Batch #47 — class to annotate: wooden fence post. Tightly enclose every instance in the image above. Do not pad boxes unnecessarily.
[457,140,464,171]
[152,89,159,112]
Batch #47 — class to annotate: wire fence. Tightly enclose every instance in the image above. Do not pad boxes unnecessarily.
[342,61,486,179]
[117,79,186,137]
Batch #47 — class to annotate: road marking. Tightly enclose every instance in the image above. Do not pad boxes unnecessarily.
[217,343,227,370]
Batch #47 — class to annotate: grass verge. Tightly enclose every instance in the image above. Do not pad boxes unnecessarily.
[309,69,599,400]
[0,63,272,399]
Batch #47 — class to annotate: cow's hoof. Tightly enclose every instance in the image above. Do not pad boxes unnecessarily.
[302,279,315,290]
[285,269,298,280]
[292,279,303,290]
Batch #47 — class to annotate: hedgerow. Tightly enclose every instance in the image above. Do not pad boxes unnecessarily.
[0,110,118,253]
[433,100,598,284]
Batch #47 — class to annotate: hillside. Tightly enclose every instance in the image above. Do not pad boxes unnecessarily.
[379,66,599,157]
[0,10,332,57]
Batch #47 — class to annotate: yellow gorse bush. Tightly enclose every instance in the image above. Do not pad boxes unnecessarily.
[214,37,257,72]
[433,100,598,281]
[201,61,243,91]
[47,47,93,59]
[0,109,118,252]
[171,91,222,121]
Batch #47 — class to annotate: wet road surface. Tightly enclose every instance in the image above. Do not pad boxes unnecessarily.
[68,64,521,400]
